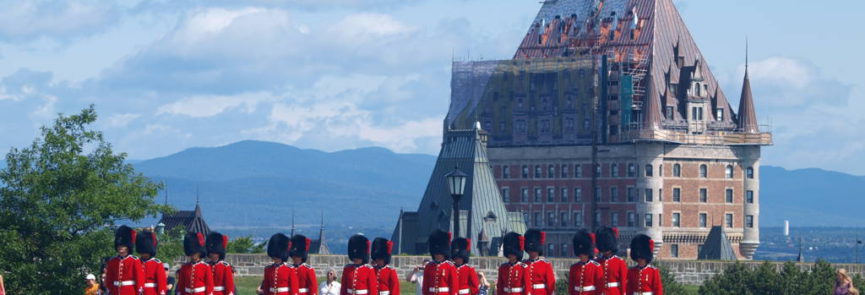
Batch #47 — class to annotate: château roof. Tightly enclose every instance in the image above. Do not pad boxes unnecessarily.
[737,71,759,133]
[697,226,737,261]
[159,203,211,235]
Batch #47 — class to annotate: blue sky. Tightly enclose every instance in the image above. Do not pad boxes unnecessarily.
[0,0,862,175]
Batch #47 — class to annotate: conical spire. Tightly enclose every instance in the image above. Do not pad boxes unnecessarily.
[737,42,759,133]
[643,73,662,130]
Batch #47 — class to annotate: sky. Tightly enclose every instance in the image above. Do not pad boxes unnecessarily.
[0,0,862,175]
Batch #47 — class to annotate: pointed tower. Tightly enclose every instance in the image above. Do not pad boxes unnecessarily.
[311,212,330,254]
[737,64,760,133]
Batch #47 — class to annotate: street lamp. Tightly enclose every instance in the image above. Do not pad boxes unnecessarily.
[156,222,166,235]
[445,167,468,238]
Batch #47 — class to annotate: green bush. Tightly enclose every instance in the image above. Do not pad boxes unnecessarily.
[699,260,846,295]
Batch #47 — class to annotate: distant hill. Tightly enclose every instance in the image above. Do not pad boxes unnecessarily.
[129,141,865,232]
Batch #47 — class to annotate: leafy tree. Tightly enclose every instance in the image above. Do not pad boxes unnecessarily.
[700,262,754,295]
[227,236,265,254]
[659,265,691,295]
[0,106,167,294]
[778,261,804,295]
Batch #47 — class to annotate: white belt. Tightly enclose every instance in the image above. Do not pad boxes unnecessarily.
[632,293,653,295]
[532,284,546,289]
[214,286,226,291]
[113,280,135,286]
[380,291,391,295]
[186,287,207,293]
[270,287,291,293]
[458,289,470,294]
[605,282,620,288]
[503,287,523,293]
[348,289,368,295]
[299,288,310,293]
[144,283,156,288]
[429,287,450,293]
[574,286,596,292]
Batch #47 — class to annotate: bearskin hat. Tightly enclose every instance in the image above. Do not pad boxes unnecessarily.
[427,230,451,258]
[630,234,654,263]
[572,229,596,257]
[524,229,546,255]
[595,227,619,254]
[290,234,312,262]
[135,230,158,256]
[267,233,291,261]
[206,232,229,260]
[183,232,207,257]
[348,234,370,264]
[502,232,525,261]
[451,238,471,264]
[114,225,137,252]
[371,238,394,265]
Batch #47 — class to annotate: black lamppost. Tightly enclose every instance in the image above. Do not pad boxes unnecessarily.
[446,167,468,238]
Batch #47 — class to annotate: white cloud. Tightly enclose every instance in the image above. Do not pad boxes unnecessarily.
[748,57,811,87]
[157,92,277,118]
[329,13,415,42]
[104,113,141,128]
[0,0,120,41]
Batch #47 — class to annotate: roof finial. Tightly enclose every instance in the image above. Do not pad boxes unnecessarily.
[195,185,200,205]
[745,36,749,74]
[291,210,296,236]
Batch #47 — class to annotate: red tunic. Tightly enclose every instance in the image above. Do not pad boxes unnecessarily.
[626,265,662,295]
[295,263,319,295]
[455,264,479,295]
[105,255,144,295]
[141,258,168,295]
[568,260,602,295]
[523,259,555,295]
[341,264,378,295]
[375,265,400,295]
[177,261,214,295]
[496,262,530,295]
[262,263,300,295]
[422,260,458,295]
[596,255,627,295]
[210,260,236,295]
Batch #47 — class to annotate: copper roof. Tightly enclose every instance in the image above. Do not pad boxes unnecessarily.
[737,71,759,133]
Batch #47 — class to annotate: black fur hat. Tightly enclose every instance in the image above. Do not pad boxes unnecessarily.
[114,225,137,252]
[427,230,451,259]
[371,238,393,265]
[348,234,370,264]
[267,233,291,261]
[135,230,158,256]
[451,238,471,263]
[524,229,546,255]
[630,234,654,263]
[572,229,595,257]
[290,234,311,262]
[595,227,619,254]
[206,232,229,260]
[502,232,524,260]
[183,232,207,257]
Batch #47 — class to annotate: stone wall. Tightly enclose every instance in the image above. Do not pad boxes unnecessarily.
[220,254,865,286]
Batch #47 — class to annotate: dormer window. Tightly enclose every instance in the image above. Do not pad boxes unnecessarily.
[716,109,725,121]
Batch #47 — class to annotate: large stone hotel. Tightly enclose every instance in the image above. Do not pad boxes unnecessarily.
[395,0,771,260]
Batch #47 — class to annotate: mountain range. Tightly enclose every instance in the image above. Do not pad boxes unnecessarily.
[130,140,864,232]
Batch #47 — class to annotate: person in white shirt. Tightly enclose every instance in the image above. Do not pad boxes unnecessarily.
[405,259,430,295]
[319,268,341,295]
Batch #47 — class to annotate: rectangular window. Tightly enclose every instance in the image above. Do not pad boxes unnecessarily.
[562,243,569,256]
[502,165,510,179]
[627,212,636,227]
[628,164,637,177]
[610,187,619,203]
[645,189,653,202]
[502,188,510,203]
[746,215,754,228]
[645,214,653,227]
[673,188,681,202]
[574,165,582,178]
[547,212,556,227]
[659,214,663,227]
[670,244,679,258]
[561,212,569,227]
[627,187,636,202]
[700,188,708,203]
[561,188,569,202]
[534,188,542,202]
[611,164,619,177]
[645,164,653,177]
[575,188,582,202]
[726,189,734,203]
[594,211,602,226]
[547,187,555,203]
[548,165,556,179]
[534,212,542,226]
[594,187,602,202]
[522,165,529,178]
[561,164,569,178]
[535,166,542,178]
[672,213,681,227]
[521,188,529,202]
[574,212,583,227]
[699,213,708,228]
[717,109,725,121]
[611,212,620,226]
[746,190,754,204]
[725,213,734,228]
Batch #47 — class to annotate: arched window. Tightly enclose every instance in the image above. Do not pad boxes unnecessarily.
[747,167,755,179]
[645,164,654,177]
[700,164,708,178]
[726,165,734,179]
[673,164,682,177]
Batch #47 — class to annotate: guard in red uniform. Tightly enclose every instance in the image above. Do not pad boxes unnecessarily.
[177,232,214,295]
[207,232,236,295]
[137,230,167,295]
[595,227,626,295]
[106,225,144,295]
[497,232,530,295]
[522,230,555,295]
[341,234,378,295]
[569,230,601,295]
[290,234,319,295]
[626,235,662,295]
[371,238,400,295]
[260,233,299,295]
[423,230,458,295]
[451,238,478,295]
